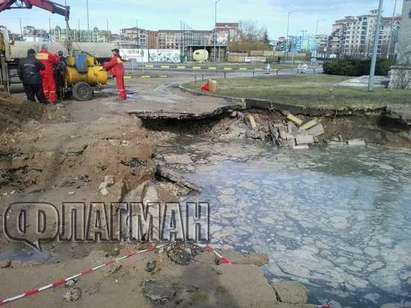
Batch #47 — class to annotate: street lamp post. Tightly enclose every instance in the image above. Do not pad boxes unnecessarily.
[86,0,90,41]
[214,0,221,62]
[368,0,384,92]
[386,0,398,59]
[286,11,297,61]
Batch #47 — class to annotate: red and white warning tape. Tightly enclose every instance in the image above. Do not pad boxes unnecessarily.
[0,244,162,306]
[0,243,232,306]
[199,244,232,264]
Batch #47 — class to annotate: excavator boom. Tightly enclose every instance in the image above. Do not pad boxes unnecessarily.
[0,0,69,20]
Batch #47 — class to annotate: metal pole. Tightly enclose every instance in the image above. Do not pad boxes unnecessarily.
[214,0,221,62]
[106,18,109,42]
[86,0,90,41]
[286,12,292,61]
[19,18,23,38]
[386,0,398,59]
[136,19,140,49]
[368,0,384,92]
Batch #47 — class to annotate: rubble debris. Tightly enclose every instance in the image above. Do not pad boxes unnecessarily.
[107,262,122,275]
[245,115,257,130]
[143,279,177,304]
[305,123,325,137]
[63,287,82,302]
[347,139,366,146]
[286,113,303,126]
[300,119,319,131]
[269,124,283,146]
[293,144,310,150]
[145,260,157,273]
[156,165,201,192]
[120,158,145,168]
[0,259,12,269]
[166,242,202,266]
[271,282,308,305]
[328,141,346,147]
[65,279,79,288]
[295,135,315,145]
[98,175,115,196]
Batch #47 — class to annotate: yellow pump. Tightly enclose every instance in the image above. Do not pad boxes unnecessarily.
[66,55,108,87]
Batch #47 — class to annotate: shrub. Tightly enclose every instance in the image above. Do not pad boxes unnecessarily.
[323,59,394,76]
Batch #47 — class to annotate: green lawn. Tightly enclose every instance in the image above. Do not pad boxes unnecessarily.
[186,75,411,111]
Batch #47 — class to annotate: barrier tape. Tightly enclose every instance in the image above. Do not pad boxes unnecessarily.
[0,244,163,306]
[0,243,233,306]
[197,244,232,265]
[0,243,333,307]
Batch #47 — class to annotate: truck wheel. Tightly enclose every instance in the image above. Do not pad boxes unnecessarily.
[72,82,93,101]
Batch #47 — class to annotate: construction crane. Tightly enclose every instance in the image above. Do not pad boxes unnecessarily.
[0,0,108,101]
[0,0,71,93]
[0,0,70,21]
[0,0,71,51]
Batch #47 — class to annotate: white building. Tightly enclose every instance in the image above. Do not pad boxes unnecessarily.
[329,10,401,58]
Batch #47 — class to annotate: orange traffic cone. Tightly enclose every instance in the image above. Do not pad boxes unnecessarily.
[200,82,210,92]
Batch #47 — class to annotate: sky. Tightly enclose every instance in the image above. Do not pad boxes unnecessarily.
[0,0,403,39]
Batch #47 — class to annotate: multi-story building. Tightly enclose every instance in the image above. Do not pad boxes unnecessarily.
[23,26,49,42]
[215,22,239,45]
[50,26,111,43]
[397,0,411,64]
[157,30,182,49]
[275,37,287,52]
[328,10,401,58]
[120,27,148,48]
[148,31,158,49]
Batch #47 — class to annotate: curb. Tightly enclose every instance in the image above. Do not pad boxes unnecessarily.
[178,84,388,117]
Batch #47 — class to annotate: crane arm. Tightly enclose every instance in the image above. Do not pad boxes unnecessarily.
[0,0,70,20]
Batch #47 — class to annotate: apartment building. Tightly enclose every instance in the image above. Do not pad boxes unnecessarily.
[120,27,148,48]
[120,22,237,50]
[215,22,240,45]
[328,10,401,58]
[397,0,411,64]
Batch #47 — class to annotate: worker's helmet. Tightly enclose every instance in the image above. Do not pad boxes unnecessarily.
[27,49,36,56]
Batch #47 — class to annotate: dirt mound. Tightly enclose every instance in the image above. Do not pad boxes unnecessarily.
[0,91,44,134]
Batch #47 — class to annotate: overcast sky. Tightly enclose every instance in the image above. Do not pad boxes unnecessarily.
[0,0,403,38]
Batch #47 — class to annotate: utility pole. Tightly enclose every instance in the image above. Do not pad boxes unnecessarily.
[387,0,398,59]
[86,0,90,41]
[368,0,384,92]
[214,0,221,62]
[136,19,139,48]
[286,11,296,61]
[19,18,23,38]
[78,19,80,41]
[106,18,109,42]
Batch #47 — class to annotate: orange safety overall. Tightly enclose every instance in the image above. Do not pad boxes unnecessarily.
[36,50,60,104]
[103,55,126,101]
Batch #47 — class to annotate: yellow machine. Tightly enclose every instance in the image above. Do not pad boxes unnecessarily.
[65,54,108,101]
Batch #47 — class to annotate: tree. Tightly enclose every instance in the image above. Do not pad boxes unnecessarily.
[228,20,271,52]
[263,30,270,46]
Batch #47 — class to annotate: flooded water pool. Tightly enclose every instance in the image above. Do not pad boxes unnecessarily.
[167,139,411,307]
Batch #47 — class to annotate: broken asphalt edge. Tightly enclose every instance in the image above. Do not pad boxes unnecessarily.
[177,84,390,118]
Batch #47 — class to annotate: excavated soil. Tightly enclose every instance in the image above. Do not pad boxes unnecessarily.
[0,76,410,307]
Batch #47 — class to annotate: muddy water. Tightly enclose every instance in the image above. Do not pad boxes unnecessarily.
[166,139,411,308]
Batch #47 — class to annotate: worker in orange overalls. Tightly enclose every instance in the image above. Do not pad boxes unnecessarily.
[103,49,127,101]
[36,44,60,104]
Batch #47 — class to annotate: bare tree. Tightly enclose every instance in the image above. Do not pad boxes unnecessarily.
[229,20,271,52]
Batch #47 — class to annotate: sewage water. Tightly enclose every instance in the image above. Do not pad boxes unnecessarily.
[166,139,411,308]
